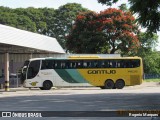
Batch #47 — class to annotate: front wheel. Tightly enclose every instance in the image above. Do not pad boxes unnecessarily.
[39,87,44,90]
[42,80,53,90]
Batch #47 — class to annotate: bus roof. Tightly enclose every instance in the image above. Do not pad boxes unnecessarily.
[28,56,141,61]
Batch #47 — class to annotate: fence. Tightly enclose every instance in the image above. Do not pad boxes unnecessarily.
[0,74,21,88]
[144,74,160,79]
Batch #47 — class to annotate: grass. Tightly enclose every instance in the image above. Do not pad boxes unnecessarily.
[144,79,160,82]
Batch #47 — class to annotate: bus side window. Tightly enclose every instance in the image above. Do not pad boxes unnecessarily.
[77,61,82,68]
[61,61,65,68]
[56,61,61,69]
[101,61,105,68]
[54,62,58,69]
[104,60,109,68]
[72,62,76,68]
[120,60,125,68]
[125,60,131,68]
[93,61,98,68]
[117,61,121,68]
[112,60,116,68]
[66,61,70,68]
[83,61,87,68]
[131,60,140,68]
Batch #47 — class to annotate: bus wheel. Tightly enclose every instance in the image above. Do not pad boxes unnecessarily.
[104,79,114,89]
[100,86,105,89]
[43,80,53,90]
[39,87,44,90]
[115,79,125,89]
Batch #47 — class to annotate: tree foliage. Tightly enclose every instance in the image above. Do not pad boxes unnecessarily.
[97,0,160,33]
[0,3,89,49]
[97,0,118,6]
[0,7,36,32]
[143,51,160,74]
[51,3,89,48]
[132,33,160,74]
[67,12,107,53]
[129,0,160,33]
[67,8,139,54]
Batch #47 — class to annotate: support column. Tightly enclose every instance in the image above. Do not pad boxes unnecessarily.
[4,52,9,91]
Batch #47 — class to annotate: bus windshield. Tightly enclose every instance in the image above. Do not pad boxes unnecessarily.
[27,60,40,79]
[21,60,30,82]
[21,60,40,82]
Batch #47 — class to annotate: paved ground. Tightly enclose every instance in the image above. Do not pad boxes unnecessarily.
[0,82,160,120]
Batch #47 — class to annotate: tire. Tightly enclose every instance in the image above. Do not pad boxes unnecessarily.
[104,79,114,89]
[100,86,105,89]
[115,79,125,89]
[112,85,116,89]
[39,87,44,90]
[43,80,53,90]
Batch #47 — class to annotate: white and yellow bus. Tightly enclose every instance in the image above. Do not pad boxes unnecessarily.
[21,56,143,90]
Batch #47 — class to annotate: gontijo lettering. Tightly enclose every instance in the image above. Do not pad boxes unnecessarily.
[88,70,116,74]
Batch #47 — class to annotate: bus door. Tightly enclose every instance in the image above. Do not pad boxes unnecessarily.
[26,60,42,87]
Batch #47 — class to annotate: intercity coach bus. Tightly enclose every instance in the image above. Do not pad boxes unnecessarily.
[20,56,143,90]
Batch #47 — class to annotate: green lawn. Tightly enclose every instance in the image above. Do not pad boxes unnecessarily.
[144,79,160,82]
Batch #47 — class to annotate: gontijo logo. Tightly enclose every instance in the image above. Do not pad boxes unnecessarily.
[88,70,116,74]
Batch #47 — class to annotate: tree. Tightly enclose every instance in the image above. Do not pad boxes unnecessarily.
[67,8,139,54]
[132,33,159,74]
[97,0,160,33]
[67,12,108,53]
[129,0,160,33]
[97,0,118,6]
[136,33,158,56]
[100,8,139,54]
[14,7,47,34]
[0,4,89,49]
[38,8,56,36]
[118,4,128,12]
[143,51,160,74]
[0,7,36,32]
[51,3,89,49]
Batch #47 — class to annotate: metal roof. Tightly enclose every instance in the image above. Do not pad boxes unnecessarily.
[0,24,65,53]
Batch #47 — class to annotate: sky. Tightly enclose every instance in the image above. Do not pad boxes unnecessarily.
[0,0,160,51]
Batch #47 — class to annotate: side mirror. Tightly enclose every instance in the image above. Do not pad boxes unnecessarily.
[22,66,27,73]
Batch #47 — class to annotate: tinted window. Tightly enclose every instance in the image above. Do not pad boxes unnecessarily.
[27,60,40,79]
[41,60,54,69]
[39,59,140,69]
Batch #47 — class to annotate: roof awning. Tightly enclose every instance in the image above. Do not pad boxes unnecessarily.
[0,24,65,54]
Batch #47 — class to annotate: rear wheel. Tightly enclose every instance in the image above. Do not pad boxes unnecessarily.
[104,79,114,89]
[42,80,53,90]
[100,86,105,89]
[115,79,125,89]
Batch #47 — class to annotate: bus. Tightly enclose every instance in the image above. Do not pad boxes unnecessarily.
[20,56,143,90]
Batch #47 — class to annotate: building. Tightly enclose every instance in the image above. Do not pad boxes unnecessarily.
[0,24,65,88]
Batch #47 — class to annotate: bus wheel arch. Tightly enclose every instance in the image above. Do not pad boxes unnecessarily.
[115,79,125,89]
[104,79,114,89]
[42,80,53,90]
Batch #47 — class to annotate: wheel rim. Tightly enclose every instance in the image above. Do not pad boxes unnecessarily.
[105,80,114,89]
[116,80,125,89]
[44,81,52,90]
